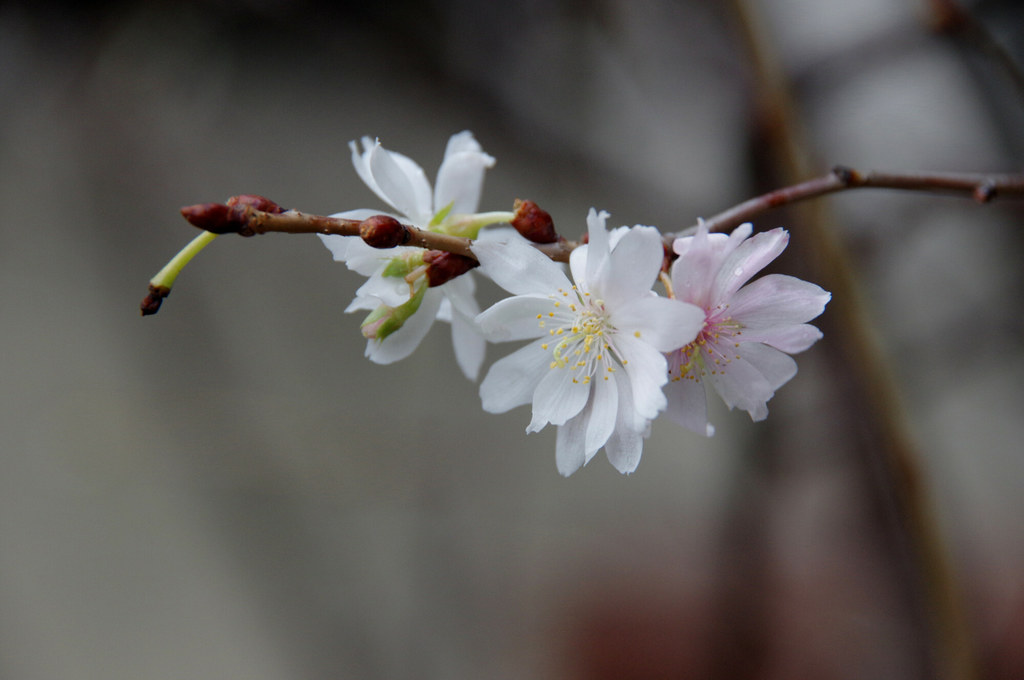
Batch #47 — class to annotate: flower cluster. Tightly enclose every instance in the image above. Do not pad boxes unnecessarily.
[319,132,830,475]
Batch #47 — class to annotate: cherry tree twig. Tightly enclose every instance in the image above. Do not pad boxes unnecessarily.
[689,165,1024,235]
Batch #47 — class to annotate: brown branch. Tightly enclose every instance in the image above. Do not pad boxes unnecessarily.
[180,202,578,263]
[690,166,1024,234]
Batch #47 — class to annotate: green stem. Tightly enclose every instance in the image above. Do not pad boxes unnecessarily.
[149,231,219,290]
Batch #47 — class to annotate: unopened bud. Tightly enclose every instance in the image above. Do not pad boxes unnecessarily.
[360,215,408,249]
[423,250,479,287]
[140,284,170,316]
[360,284,426,340]
[180,203,253,235]
[511,199,557,243]
[226,194,285,213]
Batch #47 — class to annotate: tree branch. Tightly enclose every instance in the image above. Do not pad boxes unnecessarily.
[691,166,1024,234]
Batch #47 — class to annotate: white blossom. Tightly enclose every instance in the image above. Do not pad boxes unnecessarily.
[473,209,705,476]
[319,132,497,379]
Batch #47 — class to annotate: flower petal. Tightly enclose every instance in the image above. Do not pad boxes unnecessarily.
[609,296,705,352]
[476,294,557,341]
[434,131,495,215]
[727,274,830,327]
[711,227,789,302]
[367,141,433,224]
[449,305,486,381]
[600,225,663,307]
[613,335,669,420]
[585,373,618,456]
[664,374,714,436]
[582,208,611,290]
[479,339,552,414]
[556,413,588,477]
[472,238,572,296]
[740,324,823,354]
[528,366,590,431]
[603,372,647,474]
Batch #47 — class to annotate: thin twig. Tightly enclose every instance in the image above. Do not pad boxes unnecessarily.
[689,166,1024,234]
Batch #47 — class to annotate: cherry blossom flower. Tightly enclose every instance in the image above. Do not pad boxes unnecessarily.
[665,222,830,435]
[473,209,705,476]
[319,131,509,380]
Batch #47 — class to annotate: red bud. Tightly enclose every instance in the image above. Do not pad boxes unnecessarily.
[359,215,408,249]
[511,199,557,243]
[423,250,479,286]
[226,194,285,213]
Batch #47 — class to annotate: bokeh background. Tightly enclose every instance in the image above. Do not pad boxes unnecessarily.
[2,0,1023,678]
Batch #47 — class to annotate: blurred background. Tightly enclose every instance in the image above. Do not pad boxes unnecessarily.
[2,0,1023,678]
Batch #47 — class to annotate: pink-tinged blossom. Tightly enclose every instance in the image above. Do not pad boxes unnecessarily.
[665,222,830,435]
[318,131,499,380]
[473,209,705,476]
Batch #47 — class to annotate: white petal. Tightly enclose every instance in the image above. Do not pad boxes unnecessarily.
[354,271,415,307]
[528,367,590,431]
[318,234,358,262]
[555,414,588,477]
[603,372,646,474]
[609,297,705,352]
[449,305,486,381]
[613,335,669,420]
[727,274,830,327]
[349,138,388,206]
[441,273,478,316]
[472,238,572,296]
[585,373,618,455]
[583,208,611,289]
[479,339,552,413]
[435,131,495,214]
[600,225,663,307]
[476,295,557,341]
[365,288,443,365]
[367,142,433,224]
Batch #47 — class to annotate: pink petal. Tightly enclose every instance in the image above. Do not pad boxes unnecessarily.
[739,324,823,353]
[727,274,830,327]
[711,227,788,302]
[664,375,714,436]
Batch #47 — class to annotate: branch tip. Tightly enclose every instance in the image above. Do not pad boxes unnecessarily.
[140,284,170,316]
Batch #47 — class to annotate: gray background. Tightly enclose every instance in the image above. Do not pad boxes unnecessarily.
[2,1,1023,678]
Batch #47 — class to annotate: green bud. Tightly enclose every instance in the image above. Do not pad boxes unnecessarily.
[380,251,426,278]
[360,281,427,341]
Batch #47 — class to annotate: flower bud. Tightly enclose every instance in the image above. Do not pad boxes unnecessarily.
[226,194,285,213]
[359,215,408,249]
[139,284,170,316]
[423,250,479,287]
[360,283,426,340]
[180,203,253,235]
[511,199,557,243]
